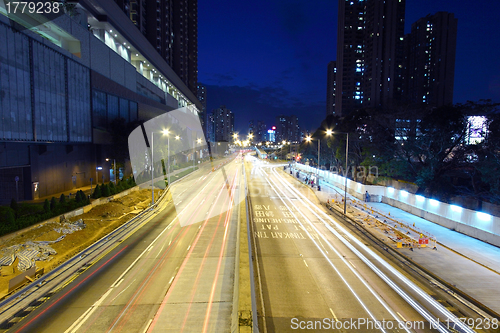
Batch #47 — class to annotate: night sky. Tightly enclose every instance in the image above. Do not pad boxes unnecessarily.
[198,0,500,134]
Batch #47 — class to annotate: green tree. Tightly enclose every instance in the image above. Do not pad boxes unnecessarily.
[43,199,51,213]
[475,109,500,203]
[50,197,58,211]
[0,207,15,231]
[101,184,110,197]
[10,198,18,218]
[92,184,101,199]
[59,193,66,204]
[109,182,116,195]
[75,191,82,203]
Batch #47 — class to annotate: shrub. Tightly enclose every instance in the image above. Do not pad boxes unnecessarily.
[16,203,43,217]
[109,182,116,195]
[43,199,51,213]
[60,193,66,204]
[77,190,87,203]
[75,191,82,203]
[92,184,101,199]
[10,198,18,215]
[50,197,58,211]
[0,207,15,227]
[101,184,110,197]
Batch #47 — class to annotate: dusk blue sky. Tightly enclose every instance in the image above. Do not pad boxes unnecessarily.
[198,0,500,134]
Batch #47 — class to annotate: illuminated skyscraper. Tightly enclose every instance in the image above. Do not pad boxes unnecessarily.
[326,61,336,116]
[402,12,457,107]
[335,0,405,115]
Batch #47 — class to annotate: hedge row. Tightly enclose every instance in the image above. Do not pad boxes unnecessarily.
[0,190,89,236]
[91,177,136,199]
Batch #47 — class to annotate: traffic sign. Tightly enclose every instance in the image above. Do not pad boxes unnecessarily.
[14,176,19,182]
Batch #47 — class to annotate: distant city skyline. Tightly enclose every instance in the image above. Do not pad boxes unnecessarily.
[198,0,500,133]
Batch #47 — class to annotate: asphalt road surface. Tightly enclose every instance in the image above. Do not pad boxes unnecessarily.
[8,155,244,333]
[246,156,473,333]
[6,153,478,333]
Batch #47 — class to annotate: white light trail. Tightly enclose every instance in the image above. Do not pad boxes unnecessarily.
[270,167,474,333]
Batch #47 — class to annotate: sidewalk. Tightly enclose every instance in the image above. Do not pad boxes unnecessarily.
[289,167,500,315]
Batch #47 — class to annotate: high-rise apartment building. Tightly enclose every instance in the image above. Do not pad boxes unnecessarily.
[129,1,147,35]
[207,112,215,143]
[248,120,255,136]
[402,12,457,107]
[335,0,405,116]
[197,83,207,136]
[123,0,198,95]
[212,106,234,142]
[173,0,198,95]
[275,115,301,143]
[256,121,267,142]
[326,61,337,116]
[0,0,201,203]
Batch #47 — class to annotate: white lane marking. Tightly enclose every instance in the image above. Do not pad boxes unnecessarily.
[65,169,224,332]
[318,239,329,254]
[64,289,113,333]
[115,279,124,288]
[329,308,339,322]
[110,279,135,303]
[141,319,153,333]
[271,168,469,333]
[157,243,165,257]
[264,176,388,333]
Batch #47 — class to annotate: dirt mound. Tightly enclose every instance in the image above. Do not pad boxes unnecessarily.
[0,189,159,296]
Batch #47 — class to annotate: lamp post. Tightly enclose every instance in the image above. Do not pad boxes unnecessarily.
[196,138,202,168]
[305,130,332,186]
[282,140,287,161]
[329,131,349,215]
[151,129,170,205]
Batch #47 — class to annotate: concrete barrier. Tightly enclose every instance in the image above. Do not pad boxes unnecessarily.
[294,164,500,247]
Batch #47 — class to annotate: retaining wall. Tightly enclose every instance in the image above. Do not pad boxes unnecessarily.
[294,164,500,247]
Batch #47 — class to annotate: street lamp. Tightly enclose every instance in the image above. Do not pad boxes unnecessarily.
[195,138,202,169]
[305,130,332,187]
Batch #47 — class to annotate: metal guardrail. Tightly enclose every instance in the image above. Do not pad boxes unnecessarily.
[0,157,231,328]
[0,183,174,327]
[244,166,261,333]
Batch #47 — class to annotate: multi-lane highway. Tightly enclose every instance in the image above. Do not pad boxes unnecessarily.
[246,156,475,333]
[2,153,481,333]
[6,155,244,333]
